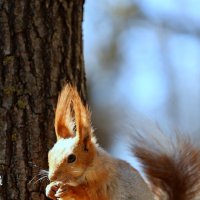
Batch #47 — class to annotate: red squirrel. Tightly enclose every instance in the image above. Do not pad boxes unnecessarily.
[46,85,200,200]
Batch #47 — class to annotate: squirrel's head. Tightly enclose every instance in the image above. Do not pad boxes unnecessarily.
[48,85,97,186]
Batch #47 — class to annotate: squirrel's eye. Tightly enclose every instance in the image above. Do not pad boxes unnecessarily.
[67,154,76,163]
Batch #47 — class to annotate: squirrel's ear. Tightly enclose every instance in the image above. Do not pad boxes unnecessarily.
[72,87,93,146]
[54,85,75,140]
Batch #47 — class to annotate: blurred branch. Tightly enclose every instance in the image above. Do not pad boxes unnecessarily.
[107,3,200,36]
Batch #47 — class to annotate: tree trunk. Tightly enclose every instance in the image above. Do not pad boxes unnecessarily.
[0,0,86,199]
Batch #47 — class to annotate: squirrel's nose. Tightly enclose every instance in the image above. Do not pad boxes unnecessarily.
[48,173,57,182]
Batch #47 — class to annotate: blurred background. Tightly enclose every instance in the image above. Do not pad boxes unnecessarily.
[83,0,200,164]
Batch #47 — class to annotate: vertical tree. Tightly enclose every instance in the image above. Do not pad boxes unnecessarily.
[0,0,86,199]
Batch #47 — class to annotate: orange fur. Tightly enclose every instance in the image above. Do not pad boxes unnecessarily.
[48,84,114,200]
[54,85,75,139]
[59,169,112,200]
[46,84,154,200]
[132,134,200,200]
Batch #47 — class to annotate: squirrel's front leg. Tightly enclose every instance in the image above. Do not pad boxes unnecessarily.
[46,182,59,200]
[46,182,69,200]
[54,184,68,199]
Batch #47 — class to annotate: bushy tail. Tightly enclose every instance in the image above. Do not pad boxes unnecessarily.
[132,133,200,200]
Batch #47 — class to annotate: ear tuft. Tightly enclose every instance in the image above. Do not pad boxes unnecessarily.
[54,84,75,139]
[54,84,92,142]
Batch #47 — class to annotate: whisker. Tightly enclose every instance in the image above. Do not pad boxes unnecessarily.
[33,176,48,185]
[29,175,38,184]
[38,170,49,177]
[29,169,49,185]
[29,175,47,185]
[39,169,49,174]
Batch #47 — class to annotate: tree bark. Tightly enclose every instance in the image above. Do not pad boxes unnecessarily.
[0,0,86,199]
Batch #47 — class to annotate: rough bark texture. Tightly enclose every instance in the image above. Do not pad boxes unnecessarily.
[0,0,86,199]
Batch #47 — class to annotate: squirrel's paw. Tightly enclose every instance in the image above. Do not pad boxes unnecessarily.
[55,184,68,198]
[46,182,59,200]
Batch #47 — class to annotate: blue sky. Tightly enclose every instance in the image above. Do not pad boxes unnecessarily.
[83,0,200,161]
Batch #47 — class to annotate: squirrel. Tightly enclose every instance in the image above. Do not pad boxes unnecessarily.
[46,84,154,200]
[46,84,200,200]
